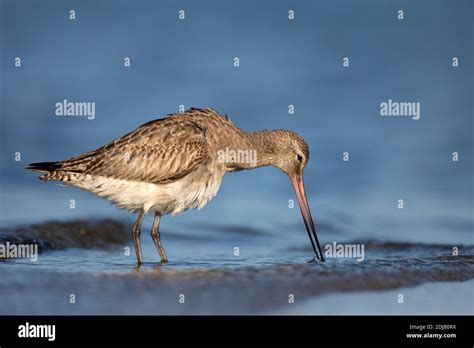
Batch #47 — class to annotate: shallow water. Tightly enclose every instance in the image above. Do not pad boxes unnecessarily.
[278,279,474,315]
[0,219,473,314]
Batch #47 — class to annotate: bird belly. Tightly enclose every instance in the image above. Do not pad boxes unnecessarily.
[65,171,222,215]
[153,169,223,215]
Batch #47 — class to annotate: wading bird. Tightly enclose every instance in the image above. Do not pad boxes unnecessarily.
[27,108,325,264]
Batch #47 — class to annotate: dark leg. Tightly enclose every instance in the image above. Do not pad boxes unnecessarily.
[151,212,168,263]
[132,209,146,265]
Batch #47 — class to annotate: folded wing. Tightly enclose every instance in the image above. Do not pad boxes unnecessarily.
[54,116,210,184]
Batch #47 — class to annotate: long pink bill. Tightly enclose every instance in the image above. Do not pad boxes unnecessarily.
[291,175,325,262]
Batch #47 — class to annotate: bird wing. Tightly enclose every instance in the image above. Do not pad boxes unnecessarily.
[57,116,210,184]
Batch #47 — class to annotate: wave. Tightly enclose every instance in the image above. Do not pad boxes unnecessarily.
[0,219,130,256]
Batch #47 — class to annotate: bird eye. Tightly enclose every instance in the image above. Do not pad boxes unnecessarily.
[297,154,303,162]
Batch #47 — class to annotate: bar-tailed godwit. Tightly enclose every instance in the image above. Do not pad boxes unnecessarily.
[27,108,324,264]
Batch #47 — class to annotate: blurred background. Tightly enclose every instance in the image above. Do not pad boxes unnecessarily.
[0,0,472,314]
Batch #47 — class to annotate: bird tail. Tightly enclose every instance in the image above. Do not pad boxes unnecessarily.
[26,161,62,173]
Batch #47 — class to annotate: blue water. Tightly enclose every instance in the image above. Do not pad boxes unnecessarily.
[0,0,472,314]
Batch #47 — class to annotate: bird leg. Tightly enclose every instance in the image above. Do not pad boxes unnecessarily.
[132,209,145,265]
[151,212,168,263]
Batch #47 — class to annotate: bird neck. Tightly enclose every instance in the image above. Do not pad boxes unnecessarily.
[247,130,280,167]
[220,130,279,171]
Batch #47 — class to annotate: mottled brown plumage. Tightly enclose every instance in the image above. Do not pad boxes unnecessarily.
[27,107,324,265]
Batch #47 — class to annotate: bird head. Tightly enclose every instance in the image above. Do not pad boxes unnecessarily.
[271,130,325,261]
[270,130,309,177]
